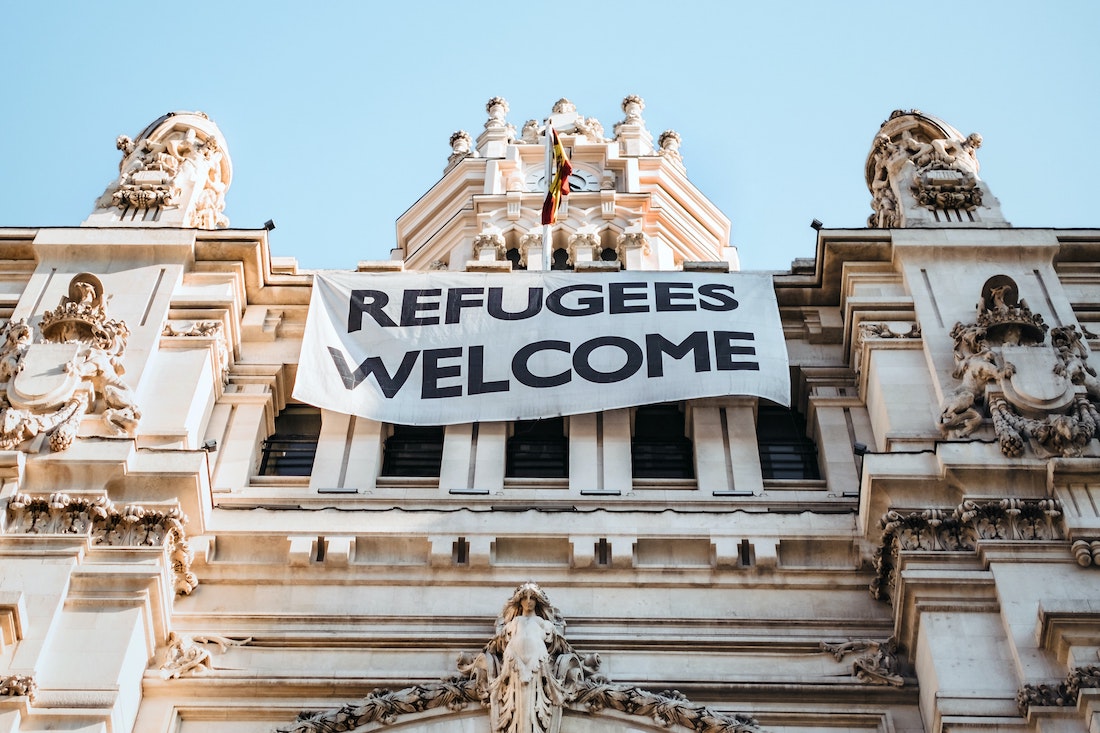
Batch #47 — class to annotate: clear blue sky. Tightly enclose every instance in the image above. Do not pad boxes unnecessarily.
[2,1,1096,272]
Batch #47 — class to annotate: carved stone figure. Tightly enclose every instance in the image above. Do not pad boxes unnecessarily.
[573,117,605,142]
[160,633,252,679]
[520,120,541,145]
[278,583,760,733]
[0,274,141,453]
[821,638,904,686]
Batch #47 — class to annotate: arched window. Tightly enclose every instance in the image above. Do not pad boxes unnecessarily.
[506,248,526,270]
[551,248,572,270]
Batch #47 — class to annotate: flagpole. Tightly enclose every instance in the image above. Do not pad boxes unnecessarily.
[542,120,552,272]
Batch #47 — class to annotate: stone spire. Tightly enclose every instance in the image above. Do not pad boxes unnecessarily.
[84,111,232,229]
[865,109,1006,229]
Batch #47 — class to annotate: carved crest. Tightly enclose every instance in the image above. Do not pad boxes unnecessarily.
[279,582,761,733]
[0,274,141,453]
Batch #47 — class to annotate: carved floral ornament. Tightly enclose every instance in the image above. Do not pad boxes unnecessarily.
[870,498,1063,602]
[938,276,1100,458]
[820,638,904,687]
[0,273,141,454]
[1017,665,1100,715]
[0,674,36,702]
[278,582,761,733]
[3,492,197,595]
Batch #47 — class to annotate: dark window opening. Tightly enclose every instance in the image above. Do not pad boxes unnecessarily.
[600,247,618,262]
[506,417,568,478]
[381,425,445,477]
[757,405,821,480]
[631,404,694,479]
[506,247,526,270]
[551,248,572,270]
[259,405,321,476]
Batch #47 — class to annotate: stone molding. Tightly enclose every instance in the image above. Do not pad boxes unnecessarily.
[3,492,197,595]
[871,498,1064,601]
[161,320,230,385]
[279,582,760,733]
[1017,665,1100,715]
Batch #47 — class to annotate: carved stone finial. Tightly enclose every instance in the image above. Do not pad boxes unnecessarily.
[486,97,510,129]
[621,95,645,122]
[447,130,477,170]
[658,130,684,167]
[552,98,575,115]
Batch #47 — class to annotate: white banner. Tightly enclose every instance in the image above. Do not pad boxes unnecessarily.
[294,271,789,424]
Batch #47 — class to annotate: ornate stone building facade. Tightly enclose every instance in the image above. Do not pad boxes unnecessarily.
[1,102,1098,733]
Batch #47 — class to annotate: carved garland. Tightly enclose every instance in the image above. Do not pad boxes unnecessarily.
[4,493,197,595]
[278,582,761,733]
[870,499,1063,602]
[1017,665,1100,715]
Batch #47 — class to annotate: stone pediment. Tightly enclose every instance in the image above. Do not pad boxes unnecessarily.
[277,583,761,733]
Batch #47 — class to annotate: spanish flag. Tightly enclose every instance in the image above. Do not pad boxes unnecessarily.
[540,126,573,225]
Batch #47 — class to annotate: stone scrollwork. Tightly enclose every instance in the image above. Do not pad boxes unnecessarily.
[938,277,1100,458]
[159,632,252,679]
[870,498,1063,602]
[820,638,904,687]
[1018,665,1100,715]
[0,674,36,702]
[615,232,650,262]
[0,273,141,454]
[4,492,197,595]
[474,233,507,261]
[278,582,760,733]
[566,233,601,266]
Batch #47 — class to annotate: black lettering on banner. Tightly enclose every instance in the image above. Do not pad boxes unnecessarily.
[608,282,649,314]
[698,283,739,311]
[645,331,710,377]
[545,284,604,317]
[512,340,572,388]
[348,289,397,332]
[468,345,509,395]
[445,288,485,324]
[573,336,644,384]
[400,289,442,326]
[328,347,420,397]
[654,281,697,312]
[713,331,759,371]
[487,287,543,320]
[422,347,463,399]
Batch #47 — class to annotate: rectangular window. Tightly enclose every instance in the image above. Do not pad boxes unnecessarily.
[631,404,694,479]
[259,405,321,476]
[757,405,821,480]
[381,425,445,477]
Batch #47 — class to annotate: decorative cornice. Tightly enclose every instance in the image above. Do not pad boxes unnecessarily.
[4,493,197,595]
[1018,665,1100,715]
[871,498,1064,602]
[278,582,761,733]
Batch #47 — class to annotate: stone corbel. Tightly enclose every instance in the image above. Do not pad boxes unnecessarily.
[567,232,601,266]
[616,231,650,262]
[473,232,507,262]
